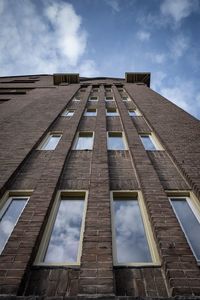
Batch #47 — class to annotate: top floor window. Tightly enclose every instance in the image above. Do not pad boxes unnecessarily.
[89,96,98,102]
[105,96,114,102]
[62,109,74,117]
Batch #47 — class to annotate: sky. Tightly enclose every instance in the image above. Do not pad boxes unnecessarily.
[0,0,200,119]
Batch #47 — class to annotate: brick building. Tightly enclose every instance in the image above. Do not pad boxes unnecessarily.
[0,72,200,299]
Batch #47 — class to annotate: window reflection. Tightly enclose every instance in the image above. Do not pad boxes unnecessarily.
[140,135,156,151]
[113,198,152,264]
[108,132,126,150]
[170,198,200,262]
[41,134,62,150]
[75,132,94,150]
[44,198,84,263]
[0,198,28,254]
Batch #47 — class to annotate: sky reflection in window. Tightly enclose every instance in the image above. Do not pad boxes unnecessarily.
[75,133,93,150]
[114,199,152,263]
[140,135,156,151]
[0,198,28,254]
[44,198,84,263]
[171,198,200,261]
[108,133,126,150]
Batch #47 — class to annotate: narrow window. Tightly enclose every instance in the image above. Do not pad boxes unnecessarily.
[39,133,62,150]
[106,108,119,117]
[74,132,94,150]
[62,109,75,117]
[84,108,97,117]
[36,191,87,265]
[0,195,29,254]
[122,96,130,101]
[105,96,114,102]
[111,192,159,265]
[128,110,137,117]
[170,196,200,262]
[89,96,98,102]
[107,132,126,150]
[73,97,81,102]
[140,134,157,151]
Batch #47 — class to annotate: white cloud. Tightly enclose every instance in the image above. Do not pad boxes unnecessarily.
[151,71,167,90]
[146,53,166,64]
[105,0,120,12]
[137,30,151,41]
[159,81,200,118]
[170,35,189,59]
[0,0,97,76]
[160,0,199,23]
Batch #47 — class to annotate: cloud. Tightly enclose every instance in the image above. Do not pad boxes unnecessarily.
[151,71,167,91]
[169,35,190,59]
[0,0,97,76]
[137,30,151,41]
[146,53,166,64]
[160,0,199,23]
[159,81,200,118]
[105,0,120,12]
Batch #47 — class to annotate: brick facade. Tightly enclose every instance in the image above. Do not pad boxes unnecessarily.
[0,74,200,299]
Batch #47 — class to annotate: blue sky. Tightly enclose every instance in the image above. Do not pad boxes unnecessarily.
[0,0,200,119]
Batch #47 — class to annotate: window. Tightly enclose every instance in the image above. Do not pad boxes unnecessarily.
[128,109,137,117]
[106,88,112,92]
[84,108,97,117]
[73,97,81,102]
[62,109,74,117]
[105,96,114,102]
[106,108,119,117]
[122,96,130,102]
[89,96,98,102]
[74,132,94,150]
[118,88,124,92]
[80,89,86,92]
[35,191,87,265]
[39,133,62,150]
[0,193,29,254]
[169,195,200,262]
[92,88,98,92]
[140,134,159,151]
[107,132,127,150]
[111,191,160,266]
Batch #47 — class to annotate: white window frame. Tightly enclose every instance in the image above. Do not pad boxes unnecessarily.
[73,97,81,102]
[139,133,163,151]
[107,131,128,150]
[84,108,97,117]
[105,96,114,102]
[168,192,200,264]
[34,190,88,266]
[38,132,62,151]
[73,131,94,150]
[0,190,32,255]
[106,108,119,117]
[110,190,160,266]
[62,109,75,118]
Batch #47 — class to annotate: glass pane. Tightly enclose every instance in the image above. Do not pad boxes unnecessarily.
[43,135,61,150]
[107,110,118,116]
[129,110,137,117]
[108,135,125,150]
[44,199,84,263]
[171,198,200,261]
[65,111,74,117]
[76,134,93,150]
[0,198,28,254]
[114,200,152,263]
[140,136,156,151]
